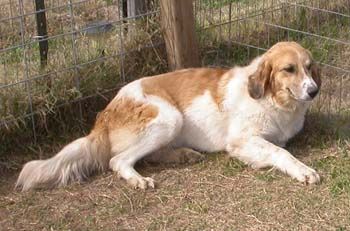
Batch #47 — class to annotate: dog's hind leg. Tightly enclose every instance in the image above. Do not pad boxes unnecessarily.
[144,147,205,165]
[109,98,183,189]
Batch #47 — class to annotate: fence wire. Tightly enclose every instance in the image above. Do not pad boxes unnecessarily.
[195,0,350,116]
[0,0,163,141]
[0,0,349,142]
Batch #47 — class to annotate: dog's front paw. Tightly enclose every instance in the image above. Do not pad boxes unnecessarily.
[294,165,320,184]
[127,176,155,189]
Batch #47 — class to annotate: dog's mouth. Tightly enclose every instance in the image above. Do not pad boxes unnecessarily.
[286,88,312,102]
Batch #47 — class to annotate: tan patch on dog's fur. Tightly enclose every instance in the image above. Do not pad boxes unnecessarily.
[141,68,230,111]
[92,98,159,153]
[95,98,158,131]
[248,42,321,109]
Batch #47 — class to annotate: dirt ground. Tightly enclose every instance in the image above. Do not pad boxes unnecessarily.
[1,0,349,229]
[0,113,349,231]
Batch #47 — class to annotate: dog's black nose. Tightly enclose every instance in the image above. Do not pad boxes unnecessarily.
[307,86,319,99]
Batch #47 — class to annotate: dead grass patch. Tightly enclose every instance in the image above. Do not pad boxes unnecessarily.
[1,0,350,230]
[1,110,349,230]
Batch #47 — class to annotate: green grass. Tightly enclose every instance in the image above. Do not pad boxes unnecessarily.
[201,0,247,9]
[255,170,279,182]
[221,158,246,176]
[1,0,349,137]
[315,155,350,197]
[1,113,349,229]
[0,2,163,128]
[1,130,349,230]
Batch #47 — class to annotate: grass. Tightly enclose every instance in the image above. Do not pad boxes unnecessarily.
[1,0,350,230]
[0,0,164,131]
[0,117,349,230]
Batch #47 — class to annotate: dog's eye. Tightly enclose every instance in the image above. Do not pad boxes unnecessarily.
[284,65,295,73]
[306,63,312,71]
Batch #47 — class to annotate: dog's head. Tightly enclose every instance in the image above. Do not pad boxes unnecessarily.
[248,42,321,108]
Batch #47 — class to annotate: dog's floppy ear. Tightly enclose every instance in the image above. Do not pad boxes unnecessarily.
[248,59,272,99]
[311,63,321,88]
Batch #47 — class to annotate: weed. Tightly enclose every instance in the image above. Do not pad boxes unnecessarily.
[255,170,278,182]
[221,158,246,176]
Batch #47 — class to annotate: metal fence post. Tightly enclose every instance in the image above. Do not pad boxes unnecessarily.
[34,0,48,67]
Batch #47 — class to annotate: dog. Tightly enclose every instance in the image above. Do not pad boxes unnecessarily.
[16,41,321,191]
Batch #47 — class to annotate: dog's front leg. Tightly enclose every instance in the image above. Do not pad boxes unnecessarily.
[226,136,320,184]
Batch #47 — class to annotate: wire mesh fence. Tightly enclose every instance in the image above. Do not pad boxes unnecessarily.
[194,0,350,116]
[0,0,349,143]
[0,0,165,142]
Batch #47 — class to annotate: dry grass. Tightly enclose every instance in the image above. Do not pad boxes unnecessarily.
[0,115,349,230]
[0,0,162,128]
[1,0,349,130]
[1,0,350,230]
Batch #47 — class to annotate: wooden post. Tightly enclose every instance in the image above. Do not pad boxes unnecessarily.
[122,0,147,36]
[160,0,200,70]
[35,0,48,67]
[127,0,146,16]
[122,0,128,19]
[122,0,146,19]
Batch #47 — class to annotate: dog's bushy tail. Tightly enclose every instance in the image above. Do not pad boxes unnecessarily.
[16,131,110,191]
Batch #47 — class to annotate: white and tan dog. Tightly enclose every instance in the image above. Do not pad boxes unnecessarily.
[16,42,321,191]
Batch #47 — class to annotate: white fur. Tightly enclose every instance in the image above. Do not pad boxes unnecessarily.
[16,137,108,191]
[116,79,145,101]
[109,95,183,189]
[109,57,319,187]
[174,91,228,152]
[17,52,320,191]
[300,75,318,100]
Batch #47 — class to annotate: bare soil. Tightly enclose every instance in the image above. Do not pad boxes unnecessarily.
[1,114,350,231]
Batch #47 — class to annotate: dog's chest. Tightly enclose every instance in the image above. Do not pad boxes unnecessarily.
[174,92,229,152]
[258,108,306,146]
[227,100,307,146]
